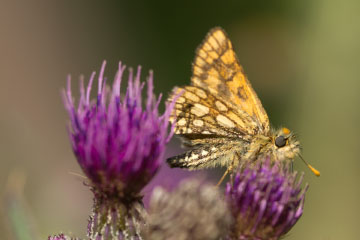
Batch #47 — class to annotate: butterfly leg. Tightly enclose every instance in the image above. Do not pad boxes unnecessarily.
[230,152,242,183]
[229,166,235,184]
[216,167,230,187]
[216,155,236,187]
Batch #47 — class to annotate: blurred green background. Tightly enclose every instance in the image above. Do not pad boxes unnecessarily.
[1,0,359,239]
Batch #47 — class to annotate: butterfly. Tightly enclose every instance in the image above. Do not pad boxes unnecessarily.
[167,27,320,184]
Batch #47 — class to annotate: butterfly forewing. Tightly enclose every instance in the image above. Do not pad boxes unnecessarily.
[191,27,270,133]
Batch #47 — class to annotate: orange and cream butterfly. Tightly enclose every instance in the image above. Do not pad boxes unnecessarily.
[167,27,320,184]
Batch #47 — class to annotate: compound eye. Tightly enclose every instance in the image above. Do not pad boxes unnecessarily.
[275,136,286,148]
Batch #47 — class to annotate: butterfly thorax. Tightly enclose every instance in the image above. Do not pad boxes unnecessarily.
[239,127,300,167]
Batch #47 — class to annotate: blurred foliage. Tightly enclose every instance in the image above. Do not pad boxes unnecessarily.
[0,0,359,239]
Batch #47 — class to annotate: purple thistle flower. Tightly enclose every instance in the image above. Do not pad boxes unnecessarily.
[63,60,174,200]
[225,159,308,240]
[48,234,77,240]
[62,61,176,239]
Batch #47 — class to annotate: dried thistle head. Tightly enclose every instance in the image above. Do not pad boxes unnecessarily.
[144,179,231,240]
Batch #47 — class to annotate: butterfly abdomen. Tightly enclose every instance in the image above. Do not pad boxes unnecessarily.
[167,143,241,170]
[167,147,216,169]
[167,153,193,169]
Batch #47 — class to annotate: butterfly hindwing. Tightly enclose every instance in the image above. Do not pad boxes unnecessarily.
[169,86,259,143]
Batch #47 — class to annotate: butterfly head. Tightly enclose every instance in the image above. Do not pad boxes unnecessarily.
[273,127,300,160]
[270,127,320,176]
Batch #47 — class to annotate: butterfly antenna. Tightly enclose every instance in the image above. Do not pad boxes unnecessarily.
[299,154,320,176]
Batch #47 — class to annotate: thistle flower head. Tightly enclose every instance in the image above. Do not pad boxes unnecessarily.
[48,234,75,240]
[63,61,175,201]
[144,179,231,240]
[226,159,308,240]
